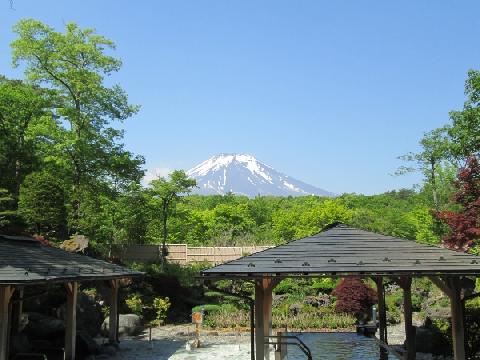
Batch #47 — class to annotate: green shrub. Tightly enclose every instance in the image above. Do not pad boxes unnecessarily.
[311,278,338,294]
[152,296,171,325]
[192,304,221,313]
[125,293,143,316]
[274,278,302,295]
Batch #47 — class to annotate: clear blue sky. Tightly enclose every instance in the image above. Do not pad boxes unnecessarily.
[1,1,479,194]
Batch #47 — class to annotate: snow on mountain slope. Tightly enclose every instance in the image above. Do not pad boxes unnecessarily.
[187,154,335,197]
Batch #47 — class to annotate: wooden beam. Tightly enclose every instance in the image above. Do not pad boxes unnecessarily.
[450,277,466,360]
[374,277,388,360]
[429,276,453,298]
[109,279,119,344]
[65,282,78,360]
[399,277,415,360]
[0,286,13,360]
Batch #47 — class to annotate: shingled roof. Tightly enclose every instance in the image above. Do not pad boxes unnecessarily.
[201,223,480,278]
[0,234,142,284]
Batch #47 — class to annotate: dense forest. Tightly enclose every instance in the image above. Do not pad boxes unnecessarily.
[1,18,480,257]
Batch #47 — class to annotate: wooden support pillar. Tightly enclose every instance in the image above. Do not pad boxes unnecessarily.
[450,277,465,360]
[0,286,13,360]
[374,277,388,360]
[400,277,415,360]
[10,287,23,335]
[255,280,265,360]
[109,279,119,344]
[275,330,287,360]
[255,278,276,360]
[429,276,466,360]
[65,282,78,360]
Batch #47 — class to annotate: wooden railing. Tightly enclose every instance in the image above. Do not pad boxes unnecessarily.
[112,244,273,265]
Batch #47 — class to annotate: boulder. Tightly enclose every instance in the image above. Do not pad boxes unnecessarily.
[102,314,142,336]
[57,293,104,337]
[415,326,451,355]
[10,333,31,354]
[24,312,65,339]
[76,330,100,357]
[304,294,331,308]
[289,304,301,316]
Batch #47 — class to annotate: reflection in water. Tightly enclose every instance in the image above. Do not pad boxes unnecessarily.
[285,332,397,360]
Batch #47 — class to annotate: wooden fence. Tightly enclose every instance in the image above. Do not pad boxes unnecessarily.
[112,244,273,265]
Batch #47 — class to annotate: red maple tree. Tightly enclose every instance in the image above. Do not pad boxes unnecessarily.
[332,277,377,318]
[435,156,480,251]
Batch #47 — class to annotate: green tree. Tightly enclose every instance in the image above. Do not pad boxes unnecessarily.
[448,69,480,159]
[397,128,451,210]
[18,171,67,238]
[148,170,196,263]
[0,188,15,230]
[0,77,52,196]
[11,19,144,231]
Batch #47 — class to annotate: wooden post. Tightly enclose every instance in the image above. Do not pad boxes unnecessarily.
[450,277,466,360]
[429,276,466,360]
[109,279,119,344]
[0,286,13,360]
[255,280,265,360]
[263,281,273,360]
[401,277,415,360]
[255,278,276,360]
[65,282,78,360]
[275,330,287,360]
[10,287,23,335]
[374,277,388,360]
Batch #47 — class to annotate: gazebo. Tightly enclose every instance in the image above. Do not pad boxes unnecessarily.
[201,223,480,360]
[0,234,142,360]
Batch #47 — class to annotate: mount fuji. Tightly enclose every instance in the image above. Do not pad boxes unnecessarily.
[186,154,335,197]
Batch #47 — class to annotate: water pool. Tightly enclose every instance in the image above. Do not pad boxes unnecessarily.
[284,332,398,360]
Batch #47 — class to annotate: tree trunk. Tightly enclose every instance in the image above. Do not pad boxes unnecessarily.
[430,159,439,210]
[161,201,168,267]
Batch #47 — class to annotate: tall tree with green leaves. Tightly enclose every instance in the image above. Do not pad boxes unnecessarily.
[148,170,196,263]
[448,69,480,160]
[11,19,144,232]
[397,128,452,210]
[0,77,52,196]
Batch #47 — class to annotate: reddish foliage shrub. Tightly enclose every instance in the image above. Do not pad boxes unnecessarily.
[435,156,480,251]
[332,277,377,318]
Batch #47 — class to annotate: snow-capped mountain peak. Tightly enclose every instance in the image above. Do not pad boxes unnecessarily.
[187,153,334,197]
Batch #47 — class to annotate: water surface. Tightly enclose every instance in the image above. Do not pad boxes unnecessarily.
[285,332,398,360]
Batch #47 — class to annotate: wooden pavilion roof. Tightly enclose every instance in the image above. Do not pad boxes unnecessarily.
[0,234,142,284]
[201,223,480,278]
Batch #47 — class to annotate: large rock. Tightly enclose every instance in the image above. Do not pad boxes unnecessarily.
[76,330,100,357]
[102,314,142,336]
[24,312,65,339]
[57,293,104,337]
[415,326,451,355]
[304,294,331,308]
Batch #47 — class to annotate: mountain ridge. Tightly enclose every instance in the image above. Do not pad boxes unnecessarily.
[187,153,335,197]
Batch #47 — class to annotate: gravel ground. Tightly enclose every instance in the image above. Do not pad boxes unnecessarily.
[113,325,274,360]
